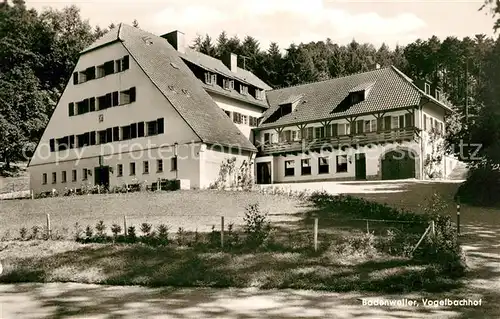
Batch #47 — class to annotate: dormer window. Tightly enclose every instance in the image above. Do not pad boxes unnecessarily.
[424,83,431,95]
[255,89,264,100]
[223,79,234,90]
[205,72,215,85]
[350,92,364,104]
[240,85,248,95]
[435,89,441,100]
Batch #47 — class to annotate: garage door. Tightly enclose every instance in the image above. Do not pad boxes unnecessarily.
[381,150,416,180]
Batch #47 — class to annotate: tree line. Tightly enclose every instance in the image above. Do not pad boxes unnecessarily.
[1,0,500,188]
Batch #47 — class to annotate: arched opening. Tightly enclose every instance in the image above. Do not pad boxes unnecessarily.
[380,148,417,180]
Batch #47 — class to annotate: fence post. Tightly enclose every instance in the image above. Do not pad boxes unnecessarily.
[123,216,128,236]
[46,213,51,239]
[314,218,318,251]
[411,224,431,256]
[456,196,461,235]
[221,216,225,248]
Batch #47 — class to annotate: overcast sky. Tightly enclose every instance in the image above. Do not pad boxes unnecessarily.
[27,0,496,50]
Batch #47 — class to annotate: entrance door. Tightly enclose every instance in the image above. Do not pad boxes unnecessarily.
[381,150,416,180]
[256,162,272,184]
[94,166,110,189]
[355,153,367,180]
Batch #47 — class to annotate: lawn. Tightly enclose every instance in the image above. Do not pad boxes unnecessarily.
[0,163,29,195]
[0,187,465,293]
[0,190,307,237]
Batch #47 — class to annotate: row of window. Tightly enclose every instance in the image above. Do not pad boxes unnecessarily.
[284,155,348,177]
[423,114,444,133]
[223,110,259,127]
[203,71,265,101]
[68,87,136,117]
[41,158,178,185]
[263,114,416,144]
[49,118,165,152]
[73,55,129,85]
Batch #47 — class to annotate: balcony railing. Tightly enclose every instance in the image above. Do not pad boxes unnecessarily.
[258,127,418,155]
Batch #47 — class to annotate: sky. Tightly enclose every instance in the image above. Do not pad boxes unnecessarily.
[26,0,496,51]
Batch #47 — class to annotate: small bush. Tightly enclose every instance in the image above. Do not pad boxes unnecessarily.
[95,221,106,237]
[156,224,169,245]
[127,226,137,243]
[111,224,122,237]
[84,225,93,239]
[30,226,41,240]
[243,203,272,249]
[208,225,220,248]
[19,227,28,240]
[140,223,152,237]
[336,232,378,257]
[455,166,500,207]
[176,227,186,246]
[73,223,84,241]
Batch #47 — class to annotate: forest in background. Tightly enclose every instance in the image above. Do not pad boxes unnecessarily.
[2,0,500,204]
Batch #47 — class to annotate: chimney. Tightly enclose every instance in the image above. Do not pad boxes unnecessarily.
[161,30,186,54]
[222,52,238,73]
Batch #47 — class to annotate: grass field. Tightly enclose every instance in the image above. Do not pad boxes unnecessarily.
[0,190,307,237]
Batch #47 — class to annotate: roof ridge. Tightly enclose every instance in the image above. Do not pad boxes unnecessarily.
[117,23,123,41]
[270,67,391,92]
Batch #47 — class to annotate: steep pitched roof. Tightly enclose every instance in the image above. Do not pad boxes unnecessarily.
[259,66,453,129]
[82,24,256,151]
[180,48,272,91]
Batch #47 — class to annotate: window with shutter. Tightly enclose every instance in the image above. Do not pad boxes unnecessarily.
[106,128,112,142]
[307,127,314,140]
[90,131,96,145]
[104,60,114,75]
[138,122,145,137]
[105,93,112,108]
[113,127,119,141]
[86,66,96,80]
[98,130,106,144]
[122,126,131,140]
[405,113,413,127]
[115,60,122,73]
[89,97,96,112]
[69,135,75,149]
[112,91,119,106]
[384,116,392,131]
[157,118,164,134]
[399,115,405,128]
[73,72,78,85]
[325,125,331,137]
[356,120,364,134]
[68,103,74,116]
[49,139,55,152]
[130,123,137,139]
[130,87,136,102]
[377,117,383,131]
[122,55,129,70]
[331,123,338,137]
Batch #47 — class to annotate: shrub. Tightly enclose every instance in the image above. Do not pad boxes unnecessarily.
[243,203,272,249]
[127,226,137,243]
[140,223,152,237]
[84,225,93,239]
[208,225,220,248]
[156,224,169,245]
[335,232,378,257]
[95,221,106,238]
[455,166,500,207]
[111,224,122,240]
[176,227,186,246]
[30,226,41,240]
[19,227,28,240]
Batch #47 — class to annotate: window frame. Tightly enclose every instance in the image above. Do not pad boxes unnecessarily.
[130,162,136,176]
[318,157,329,174]
[336,155,348,173]
[284,160,295,177]
[143,161,149,174]
[301,159,312,175]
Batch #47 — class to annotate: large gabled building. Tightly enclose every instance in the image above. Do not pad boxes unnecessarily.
[252,66,456,184]
[27,24,271,195]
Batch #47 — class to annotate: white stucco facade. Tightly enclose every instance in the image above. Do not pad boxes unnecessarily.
[28,41,255,194]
